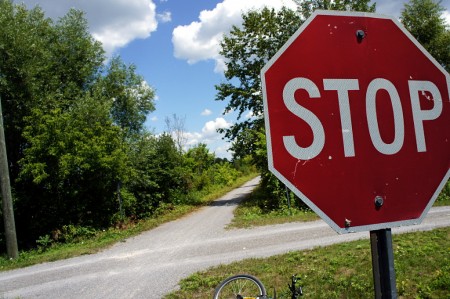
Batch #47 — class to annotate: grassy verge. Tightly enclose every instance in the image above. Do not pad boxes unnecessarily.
[0,173,259,271]
[228,184,318,229]
[435,180,450,206]
[165,227,450,299]
[229,180,450,229]
[2,176,447,274]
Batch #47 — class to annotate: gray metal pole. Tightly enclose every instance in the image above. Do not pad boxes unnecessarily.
[370,229,397,299]
[0,96,18,259]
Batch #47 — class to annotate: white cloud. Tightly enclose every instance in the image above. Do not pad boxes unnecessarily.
[213,143,232,159]
[444,11,450,26]
[181,118,232,146]
[376,2,405,19]
[172,0,297,72]
[181,117,233,159]
[173,0,450,72]
[201,109,213,116]
[15,0,158,56]
[184,131,203,146]
[150,116,158,122]
[245,111,254,119]
[157,11,172,23]
[201,117,232,138]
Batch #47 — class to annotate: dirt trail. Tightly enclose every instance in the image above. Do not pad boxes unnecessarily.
[0,176,448,299]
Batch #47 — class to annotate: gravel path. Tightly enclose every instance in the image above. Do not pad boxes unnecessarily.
[0,176,449,298]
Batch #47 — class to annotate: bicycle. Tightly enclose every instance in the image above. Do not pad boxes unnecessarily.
[213,274,302,299]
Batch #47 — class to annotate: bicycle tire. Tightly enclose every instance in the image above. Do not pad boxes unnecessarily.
[213,274,267,299]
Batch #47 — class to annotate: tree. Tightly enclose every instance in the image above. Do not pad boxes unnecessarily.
[184,143,215,190]
[165,114,187,152]
[216,7,301,159]
[0,2,105,182]
[0,1,55,181]
[17,94,129,238]
[0,1,156,247]
[0,96,18,258]
[216,1,376,160]
[401,0,450,71]
[215,2,377,204]
[49,9,105,100]
[100,57,155,137]
[294,0,375,20]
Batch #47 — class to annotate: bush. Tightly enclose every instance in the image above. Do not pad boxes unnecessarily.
[208,163,240,187]
[436,180,449,203]
[36,234,53,251]
[57,225,96,243]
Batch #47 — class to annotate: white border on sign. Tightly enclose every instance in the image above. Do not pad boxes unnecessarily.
[261,10,450,234]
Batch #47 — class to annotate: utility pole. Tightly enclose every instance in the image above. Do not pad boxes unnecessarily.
[0,96,18,259]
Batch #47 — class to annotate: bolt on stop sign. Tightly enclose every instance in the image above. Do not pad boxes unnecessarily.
[261,11,450,234]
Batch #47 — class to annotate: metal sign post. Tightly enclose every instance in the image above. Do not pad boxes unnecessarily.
[370,229,397,298]
[261,10,450,299]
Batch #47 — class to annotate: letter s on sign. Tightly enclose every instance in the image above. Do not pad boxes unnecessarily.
[282,78,325,160]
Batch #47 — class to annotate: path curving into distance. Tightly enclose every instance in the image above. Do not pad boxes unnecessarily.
[0,176,449,298]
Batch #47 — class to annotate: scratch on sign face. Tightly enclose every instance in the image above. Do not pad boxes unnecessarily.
[292,158,309,179]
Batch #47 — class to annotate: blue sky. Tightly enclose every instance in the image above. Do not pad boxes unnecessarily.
[15,0,450,159]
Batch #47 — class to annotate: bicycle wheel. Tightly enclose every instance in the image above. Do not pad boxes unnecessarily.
[213,274,267,299]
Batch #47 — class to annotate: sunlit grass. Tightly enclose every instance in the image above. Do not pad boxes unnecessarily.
[0,173,259,271]
[166,227,450,299]
[228,184,318,229]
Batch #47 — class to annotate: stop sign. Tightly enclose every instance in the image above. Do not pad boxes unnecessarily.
[261,11,450,234]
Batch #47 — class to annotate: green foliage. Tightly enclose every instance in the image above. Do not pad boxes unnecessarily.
[215,2,378,210]
[229,184,318,229]
[99,57,155,136]
[0,174,258,271]
[216,7,302,207]
[17,95,129,240]
[167,227,450,299]
[184,143,214,190]
[0,0,258,254]
[0,1,53,182]
[0,0,156,249]
[36,224,97,252]
[58,225,96,243]
[36,234,52,252]
[208,162,240,187]
[123,135,252,222]
[436,180,450,205]
[125,133,184,218]
[216,7,301,144]
[294,0,376,20]
[401,0,450,71]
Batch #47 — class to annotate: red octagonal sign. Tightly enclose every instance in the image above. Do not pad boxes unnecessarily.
[261,11,450,233]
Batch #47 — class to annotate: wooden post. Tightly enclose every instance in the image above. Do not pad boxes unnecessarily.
[0,96,18,259]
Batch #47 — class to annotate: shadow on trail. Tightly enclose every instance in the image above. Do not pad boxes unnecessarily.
[209,177,260,207]
[209,197,245,207]
[234,182,259,189]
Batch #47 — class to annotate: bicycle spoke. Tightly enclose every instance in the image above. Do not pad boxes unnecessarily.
[213,274,266,299]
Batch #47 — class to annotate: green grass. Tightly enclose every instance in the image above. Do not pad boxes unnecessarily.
[165,227,450,299]
[229,180,450,229]
[0,173,259,271]
[0,203,196,271]
[1,175,448,278]
[166,180,450,298]
[435,180,450,206]
[227,184,318,229]
[229,205,318,228]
